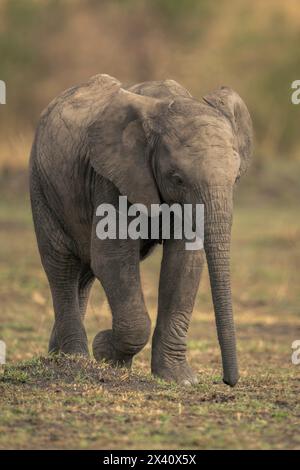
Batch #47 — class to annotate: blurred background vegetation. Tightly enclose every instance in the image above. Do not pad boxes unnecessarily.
[0,0,300,175]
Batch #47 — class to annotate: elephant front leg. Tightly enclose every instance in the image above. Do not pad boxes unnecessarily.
[91,237,151,368]
[152,239,204,385]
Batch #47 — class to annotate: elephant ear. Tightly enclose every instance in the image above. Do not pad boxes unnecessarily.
[88,85,163,210]
[203,87,253,177]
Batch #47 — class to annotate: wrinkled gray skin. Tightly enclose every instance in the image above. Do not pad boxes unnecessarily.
[30,74,253,387]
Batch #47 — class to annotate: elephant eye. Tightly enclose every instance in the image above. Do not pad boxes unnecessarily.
[171,173,184,186]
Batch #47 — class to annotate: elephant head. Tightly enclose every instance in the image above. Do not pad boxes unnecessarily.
[88,76,253,386]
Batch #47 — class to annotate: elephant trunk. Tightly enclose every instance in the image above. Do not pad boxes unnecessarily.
[202,186,239,387]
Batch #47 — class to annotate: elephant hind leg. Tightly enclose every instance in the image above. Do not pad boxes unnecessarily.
[45,253,89,356]
[31,173,90,356]
[78,265,95,320]
[49,264,94,354]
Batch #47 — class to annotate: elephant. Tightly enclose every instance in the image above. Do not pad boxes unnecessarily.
[29,74,253,387]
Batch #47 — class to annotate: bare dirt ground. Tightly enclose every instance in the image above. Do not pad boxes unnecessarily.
[0,171,299,449]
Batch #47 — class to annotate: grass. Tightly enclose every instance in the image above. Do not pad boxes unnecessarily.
[0,170,299,449]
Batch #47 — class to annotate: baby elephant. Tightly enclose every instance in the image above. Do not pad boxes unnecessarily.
[30,74,253,386]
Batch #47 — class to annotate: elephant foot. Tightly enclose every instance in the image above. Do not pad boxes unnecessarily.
[48,325,60,354]
[60,342,89,356]
[49,324,89,357]
[92,330,133,368]
[49,342,89,357]
[152,359,198,386]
